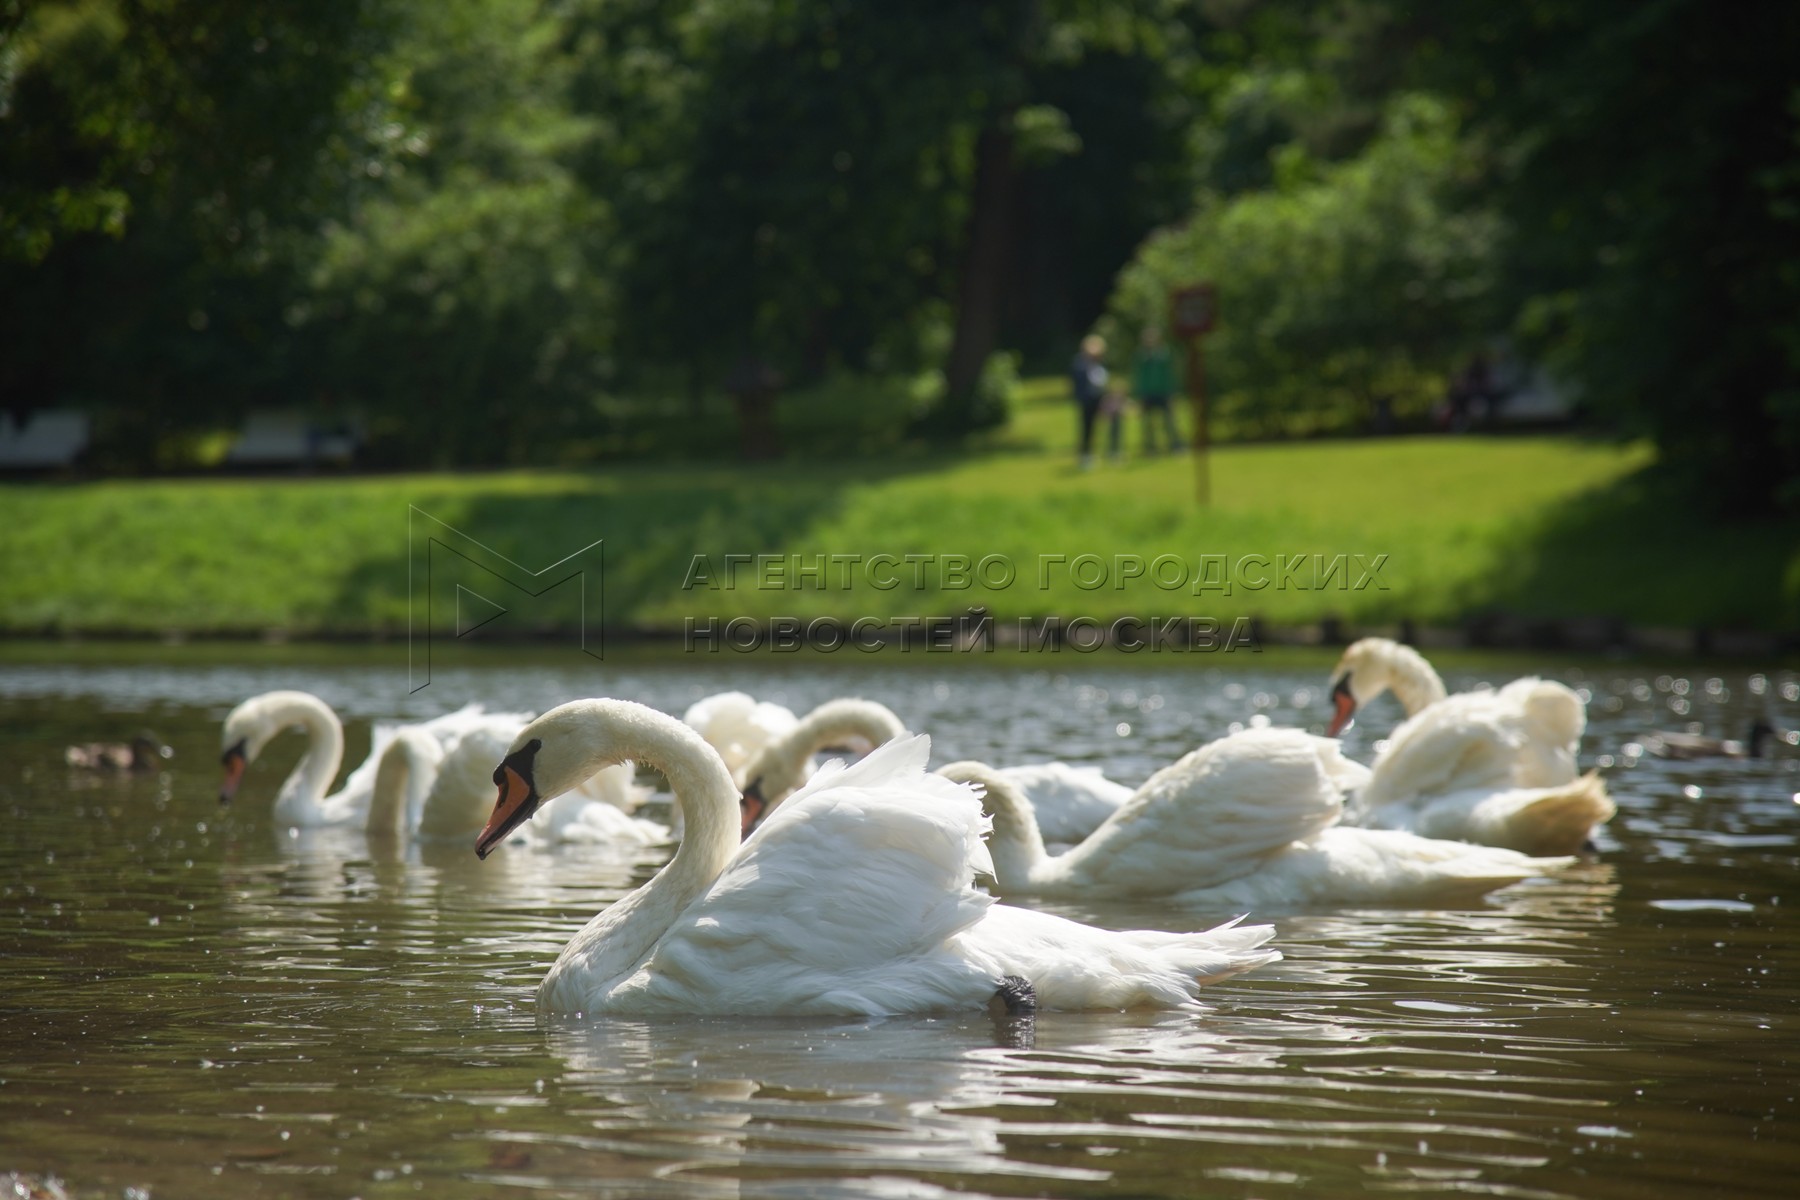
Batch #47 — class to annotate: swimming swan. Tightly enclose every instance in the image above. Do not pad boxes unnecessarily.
[682,691,799,782]
[727,697,1131,842]
[1325,639,1614,855]
[472,699,1281,1015]
[990,761,1136,844]
[367,724,663,848]
[218,690,525,828]
[940,728,1573,909]
[737,697,907,831]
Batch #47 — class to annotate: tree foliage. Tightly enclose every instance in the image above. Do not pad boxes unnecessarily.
[1398,0,1800,514]
[1111,93,1499,436]
[3,0,1796,510]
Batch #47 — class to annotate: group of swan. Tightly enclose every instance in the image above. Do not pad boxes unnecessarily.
[914,637,1613,857]
[217,690,662,848]
[938,736,1571,910]
[215,642,1611,1018]
[1325,638,1615,855]
[473,701,1278,1015]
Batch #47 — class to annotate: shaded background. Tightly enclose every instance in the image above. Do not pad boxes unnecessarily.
[4,0,1799,507]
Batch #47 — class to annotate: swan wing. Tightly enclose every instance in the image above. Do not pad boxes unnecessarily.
[1172,826,1570,910]
[953,907,1280,1010]
[1066,728,1346,891]
[1363,774,1613,856]
[538,794,671,848]
[1357,690,1526,806]
[1499,678,1585,786]
[415,702,534,745]
[414,725,517,839]
[567,761,655,812]
[1358,681,1589,827]
[682,691,799,776]
[996,761,1134,843]
[611,735,1005,1014]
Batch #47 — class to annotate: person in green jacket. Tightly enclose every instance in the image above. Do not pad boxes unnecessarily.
[1133,326,1182,453]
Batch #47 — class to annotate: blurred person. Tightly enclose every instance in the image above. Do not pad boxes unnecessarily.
[1099,382,1127,462]
[1070,334,1112,469]
[1132,325,1181,453]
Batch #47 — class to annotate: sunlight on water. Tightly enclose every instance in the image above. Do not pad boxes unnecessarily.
[2,651,1797,1198]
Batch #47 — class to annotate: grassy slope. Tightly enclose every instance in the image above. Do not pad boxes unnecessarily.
[3,387,1794,634]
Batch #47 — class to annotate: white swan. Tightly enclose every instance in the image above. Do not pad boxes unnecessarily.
[938,728,1572,909]
[366,723,664,848]
[1325,638,1614,855]
[218,690,524,828]
[220,689,657,846]
[681,691,799,781]
[737,697,907,831]
[472,699,1280,1015]
[990,762,1135,844]
[720,697,1130,842]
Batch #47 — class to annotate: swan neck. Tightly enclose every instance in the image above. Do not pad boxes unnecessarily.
[796,699,903,753]
[368,732,431,836]
[271,694,346,824]
[759,699,903,803]
[541,703,739,1003]
[942,764,1051,889]
[1388,652,1447,715]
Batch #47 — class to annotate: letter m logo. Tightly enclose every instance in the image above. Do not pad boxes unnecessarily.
[408,506,604,693]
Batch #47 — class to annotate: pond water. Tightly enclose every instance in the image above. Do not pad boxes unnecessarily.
[2,647,1797,1199]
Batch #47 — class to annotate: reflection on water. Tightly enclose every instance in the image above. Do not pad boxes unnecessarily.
[2,651,1797,1198]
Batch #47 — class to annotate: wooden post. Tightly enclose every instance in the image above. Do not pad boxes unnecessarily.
[1170,282,1217,507]
[1187,335,1209,505]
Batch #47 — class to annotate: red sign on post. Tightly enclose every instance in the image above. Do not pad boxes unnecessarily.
[1170,283,1217,338]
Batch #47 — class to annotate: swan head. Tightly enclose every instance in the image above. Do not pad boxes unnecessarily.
[218,692,305,804]
[476,699,683,858]
[1325,638,1442,735]
[476,735,546,859]
[736,697,906,835]
[1325,672,1358,737]
[737,738,811,832]
[738,776,768,838]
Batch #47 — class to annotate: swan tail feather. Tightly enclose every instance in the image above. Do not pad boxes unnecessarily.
[1450,771,1614,856]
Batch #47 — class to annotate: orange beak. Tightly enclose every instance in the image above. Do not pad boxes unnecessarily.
[476,764,536,859]
[1326,676,1357,737]
[739,780,768,839]
[219,744,247,805]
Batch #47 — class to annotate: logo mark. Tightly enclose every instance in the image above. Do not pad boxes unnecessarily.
[408,506,604,692]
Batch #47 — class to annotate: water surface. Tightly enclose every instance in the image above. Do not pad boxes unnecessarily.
[3,649,1796,1198]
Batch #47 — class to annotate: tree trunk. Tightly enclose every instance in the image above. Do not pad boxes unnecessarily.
[938,120,1018,433]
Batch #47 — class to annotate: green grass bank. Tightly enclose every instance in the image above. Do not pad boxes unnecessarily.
[5,418,1795,638]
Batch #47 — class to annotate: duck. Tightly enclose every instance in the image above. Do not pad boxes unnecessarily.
[1325,638,1614,855]
[1644,718,1777,761]
[471,699,1281,1016]
[736,697,908,831]
[218,690,534,829]
[938,728,1571,909]
[366,724,663,848]
[65,731,171,772]
[681,691,799,782]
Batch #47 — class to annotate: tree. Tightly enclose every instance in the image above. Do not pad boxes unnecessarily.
[1399,0,1800,513]
[0,0,392,459]
[1110,93,1499,435]
[304,0,610,466]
